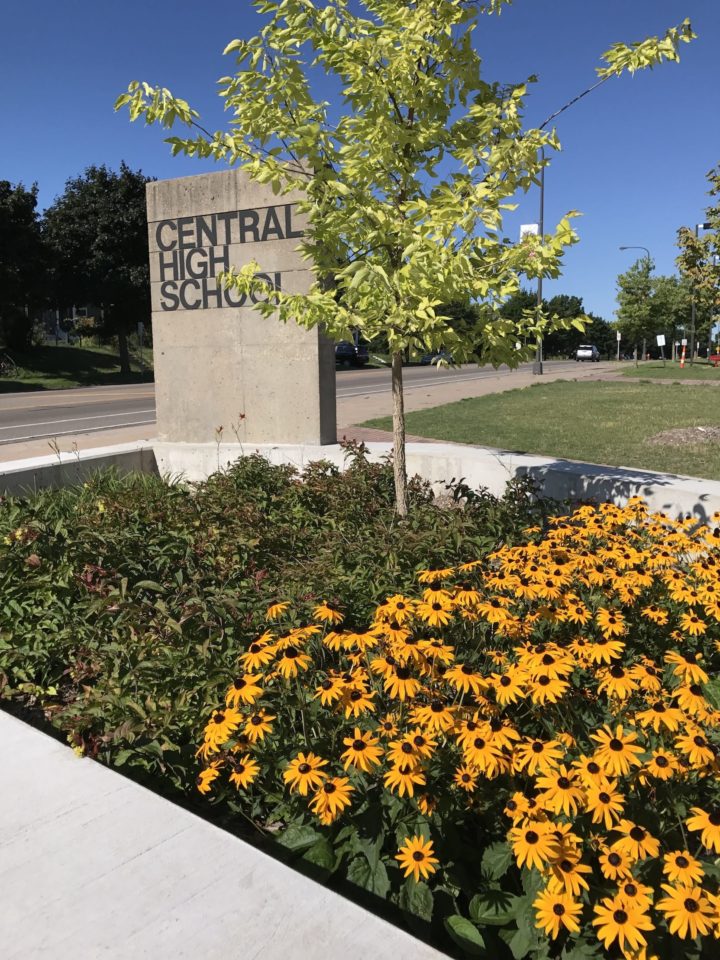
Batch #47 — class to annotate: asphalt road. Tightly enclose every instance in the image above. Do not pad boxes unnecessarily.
[0,360,590,446]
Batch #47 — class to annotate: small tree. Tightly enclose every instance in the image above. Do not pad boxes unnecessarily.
[43,163,152,373]
[117,1,694,513]
[615,256,655,356]
[0,181,45,350]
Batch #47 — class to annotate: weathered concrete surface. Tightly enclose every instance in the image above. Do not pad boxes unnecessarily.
[0,712,443,960]
[3,435,720,524]
[153,440,720,523]
[147,169,336,446]
[0,441,156,496]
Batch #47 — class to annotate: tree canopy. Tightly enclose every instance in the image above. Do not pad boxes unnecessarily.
[117,0,695,512]
[0,181,45,350]
[43,163,153,372]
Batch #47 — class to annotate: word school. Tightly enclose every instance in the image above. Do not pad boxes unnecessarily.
[154,203,302,311]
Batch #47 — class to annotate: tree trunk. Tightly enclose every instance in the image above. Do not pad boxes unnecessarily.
[391,350,408,517]
[117,328,131,374]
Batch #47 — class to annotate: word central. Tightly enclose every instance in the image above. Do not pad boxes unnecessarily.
[154,203,303,250]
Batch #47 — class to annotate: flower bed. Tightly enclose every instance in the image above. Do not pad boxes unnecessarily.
[197,498,720,959]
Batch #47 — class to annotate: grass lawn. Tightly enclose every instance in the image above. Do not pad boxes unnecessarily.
[0,343,153,392]
[363,379,720,479]
[621,359,720,380]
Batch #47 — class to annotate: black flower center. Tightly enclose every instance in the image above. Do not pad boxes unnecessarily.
[693,735,707,748]
[624,883,637,897]
[613,910,628,924]
[396,667,411,680]
[461,664,474,675]
[298,763,311,774]
[559,859,573,873]
[610,666,625,678]
[709,812,720,826]
[652,702,666,713]
[284,646,298,659]
[608,853,621,866]
[676,855,689,868]
[213,713,225,724]
[473,738,486,750]
[557,777,571,790]
[401,743,414,754]
[689,684,702,696]
[609,738,624,751]
[250,715,263,726]
[350,691,362,702]
[249,644,261,653]
[587,761,600,774]
[431,602,442,612]
[599,792,611,804]
[322,680,333,690]
[412,851,425,861]
[655,755,669,768]
[500,676,511,687]
[461,774,471,783]
[353,740,366,751]
[413,736,425,747]
[236,763,245,775]
[630,826,646,842]
[234,678,246,689]
[684,898,699,913]
[532,741,544,754]
[525,831,539,844]
[323,782,336,794]
[430,700,445,713]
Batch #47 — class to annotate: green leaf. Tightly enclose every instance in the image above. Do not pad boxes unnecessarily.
[113,748,134,766]
[469,890,520,926]
[481,841,513,880]
[399,880,433,922]
[303,837,336,872]
[443,915,486,956]
[560,939,604,960]
[133,580,166,593]
[277,823,322,852]
[346,855,391,898]
[500,923,533,960]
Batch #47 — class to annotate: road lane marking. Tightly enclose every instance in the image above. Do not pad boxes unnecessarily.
[0,409,156,432]
[0,419,157,446]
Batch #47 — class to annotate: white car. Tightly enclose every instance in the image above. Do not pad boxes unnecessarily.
[576,344,600,362]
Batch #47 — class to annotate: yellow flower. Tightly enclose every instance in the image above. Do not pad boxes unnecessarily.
[340,728,383,773]
[283,752,328,795]
[196,764,221,795]
[509,821,560,871]
[533,887,582,939]
[686,806,720,853]
[313,600,344,624]
[225,674,263,708]
[591,894,654,953]
[310,776,354,819]
[266,600,290,620]
[395,835,439,882]
[229,754,260,789]
[656,883,714,939]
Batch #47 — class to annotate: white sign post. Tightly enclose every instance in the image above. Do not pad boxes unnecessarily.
[656,333,666,367]
[520,223,539,239]
[616,329,621,362]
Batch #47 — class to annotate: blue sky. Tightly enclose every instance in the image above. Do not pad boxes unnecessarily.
[2,0,718,320]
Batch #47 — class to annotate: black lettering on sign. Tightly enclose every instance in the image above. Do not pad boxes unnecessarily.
[159,281,180,310]
[152,204,303,310]
[238,210,260,244]
[179,280,201,309]
[261,207,284,242]
[284,204,304,239]
[156,220,177,251]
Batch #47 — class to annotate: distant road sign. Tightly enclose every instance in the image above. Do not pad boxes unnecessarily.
[520,223,539,238]
[656,334,666,347]
[616,331,621,341]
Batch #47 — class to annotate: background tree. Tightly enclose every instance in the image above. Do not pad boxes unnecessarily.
[118,1,694,514]
[0,181,45,350]
[676,163,720,359]
[43,163,152,373]
[501,289,614,358]
[615,256,655,357]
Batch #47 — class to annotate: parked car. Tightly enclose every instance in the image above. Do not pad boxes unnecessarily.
[576,344,600,362]
[335,340,369,366]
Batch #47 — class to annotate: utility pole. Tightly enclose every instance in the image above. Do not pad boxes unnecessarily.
[689,223,711,365]
[533,149,545,375]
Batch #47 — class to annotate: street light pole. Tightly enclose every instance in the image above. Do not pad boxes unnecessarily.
[689,223,711,365]
[619,245,652,360]
[533,149,545,375]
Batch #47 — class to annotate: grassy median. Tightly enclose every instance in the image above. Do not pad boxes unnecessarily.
[621,360,720,381]
[363,379,720,480]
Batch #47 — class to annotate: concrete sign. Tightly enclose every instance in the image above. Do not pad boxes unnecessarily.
[147,169,336,446]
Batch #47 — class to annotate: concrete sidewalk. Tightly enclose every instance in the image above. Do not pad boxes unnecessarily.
[0,712,443,959]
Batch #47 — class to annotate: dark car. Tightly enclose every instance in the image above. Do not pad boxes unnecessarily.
[335,340,369,366]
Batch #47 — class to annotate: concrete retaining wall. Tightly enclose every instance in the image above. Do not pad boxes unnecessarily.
[2,439,720,524]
